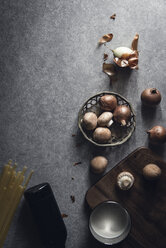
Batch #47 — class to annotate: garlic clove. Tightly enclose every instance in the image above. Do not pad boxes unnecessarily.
[112,47,133,59]
[117,172,134,190]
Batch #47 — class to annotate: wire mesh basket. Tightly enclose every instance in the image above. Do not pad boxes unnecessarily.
[78,91,136,147]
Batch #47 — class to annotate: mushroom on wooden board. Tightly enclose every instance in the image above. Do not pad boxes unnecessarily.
[117,172,134,190]
[143,164,161,180]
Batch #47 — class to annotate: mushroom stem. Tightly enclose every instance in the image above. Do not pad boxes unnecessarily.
[123,180,130,187]
[121,120,126,126]
[107,119,114,127]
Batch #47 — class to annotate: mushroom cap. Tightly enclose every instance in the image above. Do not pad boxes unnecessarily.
[117,172,134,190]
[83,112,97,130]
[90,156,108,174]
[93,127,111,143]
[143,163,161,180]
[97,112,113,127]
[113,105,131,126]
[99,95,117,111]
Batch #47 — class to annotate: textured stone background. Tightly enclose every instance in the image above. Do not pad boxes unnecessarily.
[0,0,166,247]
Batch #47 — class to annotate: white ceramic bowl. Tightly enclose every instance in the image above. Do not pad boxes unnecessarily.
[89,201,131,245]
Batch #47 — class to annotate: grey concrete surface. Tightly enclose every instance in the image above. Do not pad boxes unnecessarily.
[0,0,166,247]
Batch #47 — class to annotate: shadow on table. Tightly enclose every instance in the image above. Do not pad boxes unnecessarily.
[141,104,161,125]
[11,200,44,248]
[109,66,133,95]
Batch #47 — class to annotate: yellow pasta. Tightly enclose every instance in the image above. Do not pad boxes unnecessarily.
[0,161,33,248]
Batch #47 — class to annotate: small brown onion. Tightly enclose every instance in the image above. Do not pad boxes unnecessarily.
[147,125,166,144]
[113,105,131,126]
[93,127,111,143]
[99,95,117,111]
[141,88,161,107]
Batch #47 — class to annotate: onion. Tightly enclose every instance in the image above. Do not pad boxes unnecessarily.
[147,125,166,144]
[113,105,131,126]
[141,88,161,107]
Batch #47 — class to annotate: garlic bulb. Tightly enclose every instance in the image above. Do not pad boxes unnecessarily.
[117,172,134,190]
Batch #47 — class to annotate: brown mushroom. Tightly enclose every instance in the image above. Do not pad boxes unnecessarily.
[97,112,113,127]
[143,164,161,180]
[90,156,108,174]
[117,172,134,190]
[99,95,117,111]
[93,127,111,143]
[83,112,97,130]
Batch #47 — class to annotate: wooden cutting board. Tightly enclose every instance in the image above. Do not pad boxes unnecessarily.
[86,147,166,248]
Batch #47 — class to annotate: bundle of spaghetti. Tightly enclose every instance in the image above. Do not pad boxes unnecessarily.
[0,160,33,248]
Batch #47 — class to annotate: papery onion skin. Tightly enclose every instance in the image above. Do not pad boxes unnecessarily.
[100,95,117,111]
[147,125,166,144]
[113,105,131,126]
[131,34,139,51]
[141,88,161,107]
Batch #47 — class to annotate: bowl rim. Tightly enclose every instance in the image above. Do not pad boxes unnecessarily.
[78,91,136,147]
[89,200,131,245]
